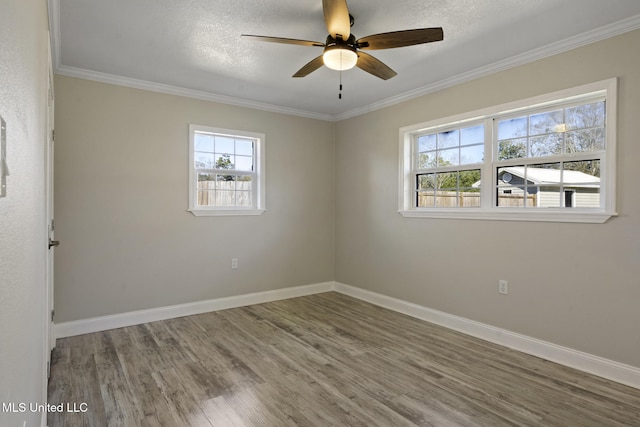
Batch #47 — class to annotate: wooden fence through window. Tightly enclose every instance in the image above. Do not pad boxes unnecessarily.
[418,191,536,207]
[197,180,252,207]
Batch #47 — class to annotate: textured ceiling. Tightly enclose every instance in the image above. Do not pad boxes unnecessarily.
[50,0,640,120]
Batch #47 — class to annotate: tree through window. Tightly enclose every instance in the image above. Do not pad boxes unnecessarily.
[189,125,265,216]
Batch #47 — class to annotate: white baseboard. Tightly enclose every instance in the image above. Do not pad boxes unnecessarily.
[334,282,640,390]
[54,280,640,390]
[54,281,334,339]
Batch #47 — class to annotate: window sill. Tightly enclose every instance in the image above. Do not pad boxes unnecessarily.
[189,208,266,217]
[398,209,616,223]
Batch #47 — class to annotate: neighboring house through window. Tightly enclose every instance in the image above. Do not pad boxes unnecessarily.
[491,167,600,208]
[188,125,265,216]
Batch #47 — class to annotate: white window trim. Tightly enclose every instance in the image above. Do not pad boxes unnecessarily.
[398,78,617,223]
[188,124,266,217]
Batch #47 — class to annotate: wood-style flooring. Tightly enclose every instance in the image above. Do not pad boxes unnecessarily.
[47,292,640,426]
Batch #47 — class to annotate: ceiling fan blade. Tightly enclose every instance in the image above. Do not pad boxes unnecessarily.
[322,0,351,40]
[293,55,325,78]
[242,34,324,47]
[356,52,397,80]
[357,28,443,50]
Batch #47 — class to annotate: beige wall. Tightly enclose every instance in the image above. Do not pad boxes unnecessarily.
[54,76,335,322]
[335,30,640,368]
[54,29,640,371]
[0,0,50,425]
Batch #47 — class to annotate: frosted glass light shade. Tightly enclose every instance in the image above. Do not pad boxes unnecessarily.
[323,48,357,71]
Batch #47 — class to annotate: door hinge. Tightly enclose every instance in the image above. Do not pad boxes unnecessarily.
[51,309,55,322]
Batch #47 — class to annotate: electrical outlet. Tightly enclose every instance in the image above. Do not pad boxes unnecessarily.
[231,258,238,269]
[499,280,508,295]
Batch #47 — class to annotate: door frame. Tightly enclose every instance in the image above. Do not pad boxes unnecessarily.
[45,36,56,374]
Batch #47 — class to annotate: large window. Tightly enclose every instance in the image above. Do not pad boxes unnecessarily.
[399,79,616,223]
[188,125,265,216]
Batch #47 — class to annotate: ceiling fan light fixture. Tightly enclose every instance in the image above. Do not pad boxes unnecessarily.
[243,2,444,80]
[323,46,358,71]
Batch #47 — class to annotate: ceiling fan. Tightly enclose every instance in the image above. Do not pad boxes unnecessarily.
[242,0,443,80]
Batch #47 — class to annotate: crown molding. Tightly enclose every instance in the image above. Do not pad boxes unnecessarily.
[55,65,335,121]
[334,13,640,121]
[48,0,640,122]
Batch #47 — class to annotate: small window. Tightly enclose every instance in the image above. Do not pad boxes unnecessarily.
[188,125,265,216]
[399,78,617,223]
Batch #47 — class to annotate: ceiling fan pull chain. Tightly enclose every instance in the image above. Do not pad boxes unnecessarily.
[339,70,343,99]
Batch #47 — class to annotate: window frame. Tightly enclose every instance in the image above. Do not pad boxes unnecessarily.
[188,124,265,216]
[398,78,617,223]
